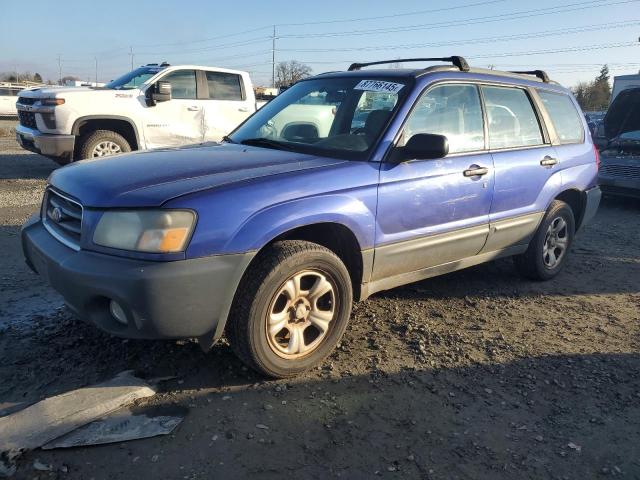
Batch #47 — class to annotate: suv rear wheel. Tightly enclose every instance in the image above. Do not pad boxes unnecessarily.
[227,240,353,378]
[514,200,575,280]
[77,129,131,160]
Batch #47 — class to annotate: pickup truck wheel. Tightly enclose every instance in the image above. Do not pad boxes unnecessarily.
[228,240,353,378]
[77,130,131,160]
[514,200,575,281]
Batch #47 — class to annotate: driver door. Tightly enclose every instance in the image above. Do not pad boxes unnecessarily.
[142,69,204,149]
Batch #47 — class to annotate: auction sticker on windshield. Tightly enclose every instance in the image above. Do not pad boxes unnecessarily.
[354,80,404,93]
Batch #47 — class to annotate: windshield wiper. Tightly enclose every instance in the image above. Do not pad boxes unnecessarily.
[240,138,294,151]
[222,135,236,144]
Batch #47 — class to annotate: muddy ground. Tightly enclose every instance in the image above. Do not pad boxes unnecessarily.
[0,119,639,479]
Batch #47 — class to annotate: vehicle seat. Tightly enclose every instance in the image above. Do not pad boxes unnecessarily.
[363,110,392,137]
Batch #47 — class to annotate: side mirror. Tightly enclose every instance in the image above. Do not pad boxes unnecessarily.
[151,81,171,103]
[397,133,449,161]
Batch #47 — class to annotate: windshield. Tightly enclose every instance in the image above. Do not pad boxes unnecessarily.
[105,66,167,90]
[229,77,410,160]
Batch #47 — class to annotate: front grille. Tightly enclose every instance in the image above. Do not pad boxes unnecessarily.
[18,110,37,129]
[17,97,36,106]
[42,189,83,250]
[601,163,640,180]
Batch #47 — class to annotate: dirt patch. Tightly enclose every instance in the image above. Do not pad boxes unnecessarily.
[0,147,639,478]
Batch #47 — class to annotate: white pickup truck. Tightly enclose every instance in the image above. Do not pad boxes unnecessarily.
[16,63,262,164]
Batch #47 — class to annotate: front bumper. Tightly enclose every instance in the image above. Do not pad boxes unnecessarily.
[21,216,253,340]
[16,124,75,159]
[598,175,640,199]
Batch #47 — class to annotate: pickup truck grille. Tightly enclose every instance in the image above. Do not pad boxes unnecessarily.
[18,110,37,129]
[42,189,83,250]
[601,164,640,180]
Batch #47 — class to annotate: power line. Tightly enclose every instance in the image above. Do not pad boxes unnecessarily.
[276,0,508,27]
[279,20,640,53]
[279,0,639,38]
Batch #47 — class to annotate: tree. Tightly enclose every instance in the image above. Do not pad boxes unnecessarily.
[33,72,43,83]
[275,61,312,88]
[61,75,80,85]
[571,65,611,111]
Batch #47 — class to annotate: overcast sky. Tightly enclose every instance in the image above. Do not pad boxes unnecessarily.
[1,0,639,87]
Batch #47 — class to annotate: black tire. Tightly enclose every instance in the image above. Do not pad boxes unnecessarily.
[227,240,353,378]
[514,200,575,281]
[76,130,131,160]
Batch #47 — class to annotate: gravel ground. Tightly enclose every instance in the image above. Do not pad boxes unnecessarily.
[0,118,639,479]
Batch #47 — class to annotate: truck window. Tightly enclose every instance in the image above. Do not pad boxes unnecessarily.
[162,70,197,100]
[482,86,543,149]
[206,72,243,101]
[401,84,485,154]
[537,90,584,144]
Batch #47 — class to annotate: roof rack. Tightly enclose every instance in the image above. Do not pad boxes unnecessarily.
[509,70,550,83]
[348,56,470,72]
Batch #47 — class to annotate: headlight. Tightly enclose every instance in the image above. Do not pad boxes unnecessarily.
[40,98,65,106]
[93,210,195,253]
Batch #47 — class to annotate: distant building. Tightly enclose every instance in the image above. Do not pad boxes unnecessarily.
[255,86,279,100]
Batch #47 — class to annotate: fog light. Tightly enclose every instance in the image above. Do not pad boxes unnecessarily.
[109,300,127,325]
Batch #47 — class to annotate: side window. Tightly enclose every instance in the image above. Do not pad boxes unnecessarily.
[206,71,243,101]
[482,86,543,149]
[537,90,584,144]
[161,70,197,100]
[402,84,485,154]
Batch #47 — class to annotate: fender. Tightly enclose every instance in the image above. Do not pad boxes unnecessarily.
[225,193,377,254]
[71,115,141,147]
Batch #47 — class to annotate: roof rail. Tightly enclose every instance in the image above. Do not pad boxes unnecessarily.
[348,56,470,72]
[509,70,550,83]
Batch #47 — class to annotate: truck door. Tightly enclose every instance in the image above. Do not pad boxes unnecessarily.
[201,70,253,142]
[142,69,204,149]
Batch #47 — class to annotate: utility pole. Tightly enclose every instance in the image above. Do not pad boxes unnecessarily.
[14,65,18,83]
[129,46,134,71]
[57,55,62,85]
[271,25,276,88]
[94,57,98,85]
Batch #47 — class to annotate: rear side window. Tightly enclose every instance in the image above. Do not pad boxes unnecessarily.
[482,86,543,149]
[162,70,197,99]
[206,72,243,100]
[537,90,584,144]
[402,84,485,154]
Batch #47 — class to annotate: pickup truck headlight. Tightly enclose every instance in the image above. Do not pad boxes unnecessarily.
[40,98,65,106]
[93,210,196,253]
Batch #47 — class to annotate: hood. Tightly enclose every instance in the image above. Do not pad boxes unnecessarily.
[48,143,347,208]
[18,86,117,98]
[604,87,640,140]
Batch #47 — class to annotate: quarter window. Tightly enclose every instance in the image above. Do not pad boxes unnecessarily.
[482,86,543,149]
[538,90,584,144]
[402,84,485,154]
[161,70,197,100]
[206,71,243,100]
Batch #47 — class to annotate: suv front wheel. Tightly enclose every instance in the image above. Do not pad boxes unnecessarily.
[514,200,575,281]
[77,129,131,160]
[228,240,353,378]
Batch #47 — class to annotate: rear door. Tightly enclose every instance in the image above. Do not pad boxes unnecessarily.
[202,71,253,142]
[480,85,559,253]
[142,69,204,149]
[373,83,494,281]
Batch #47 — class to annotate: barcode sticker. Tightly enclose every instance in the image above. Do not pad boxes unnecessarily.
[354,80,404,93]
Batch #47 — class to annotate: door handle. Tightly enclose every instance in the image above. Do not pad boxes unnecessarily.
[238,107,249,112]
[540,156,558,167]
[463,166,489,177]
[187,106,200,111]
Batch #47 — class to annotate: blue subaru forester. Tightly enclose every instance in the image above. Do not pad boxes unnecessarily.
[22,57,600,377]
